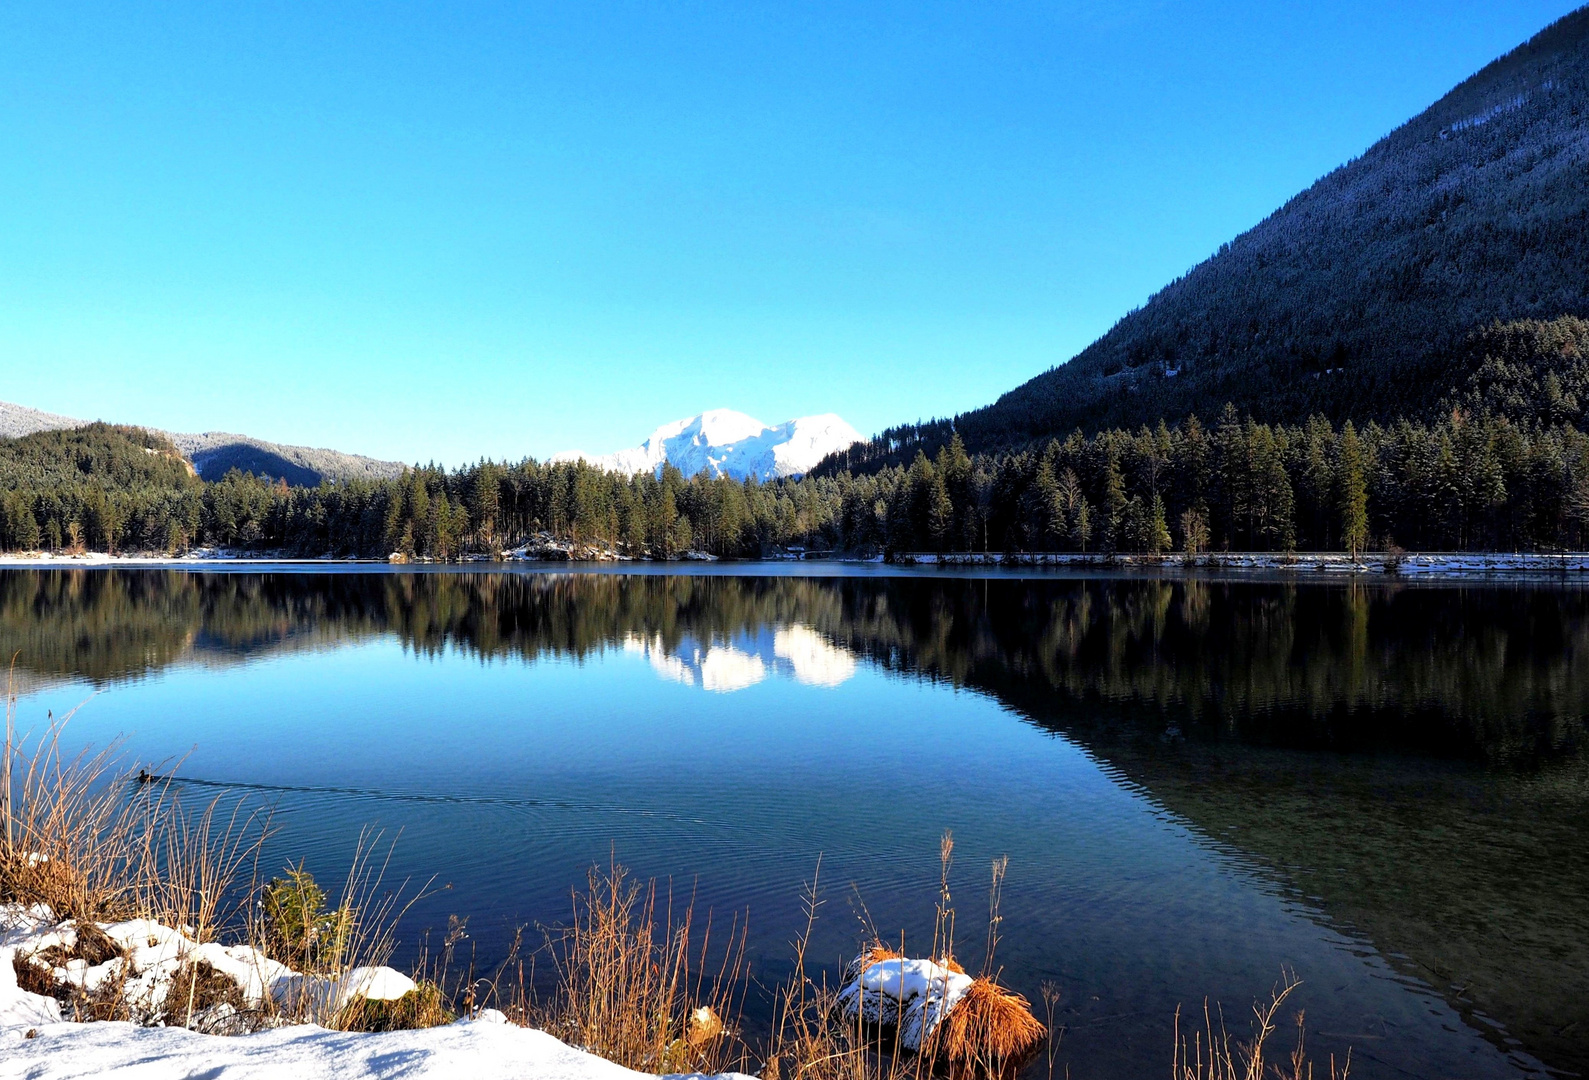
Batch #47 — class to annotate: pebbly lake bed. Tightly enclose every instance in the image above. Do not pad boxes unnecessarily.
[4,565,1586,1079]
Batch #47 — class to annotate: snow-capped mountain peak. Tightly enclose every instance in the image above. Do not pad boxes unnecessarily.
[553,410,861,481]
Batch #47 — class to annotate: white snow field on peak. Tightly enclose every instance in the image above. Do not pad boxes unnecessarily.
[553,410,862,482]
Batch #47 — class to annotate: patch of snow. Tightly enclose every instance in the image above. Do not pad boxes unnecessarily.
[554,410,862,482]
[2,1015,743,1080]
[1,904,758,1079]
[1438,82,1551,139]
[273,967,418,1015]
[2,905,406,1029]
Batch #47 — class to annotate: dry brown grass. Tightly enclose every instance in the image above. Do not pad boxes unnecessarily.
[165,960,248,1028]
[532,859,749,1075]
[939,979,1046,1080]
[1173,972,1351,1080]
[339,980,456,1032]
[2,662,269,933]
[1,668,439,1034]
[760,835,1054,1080]
[761,862,906,1080]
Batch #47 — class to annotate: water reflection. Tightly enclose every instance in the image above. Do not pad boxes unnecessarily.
[7,570,1584,762]
[3,568,1587,1075]
[623,626,857,692]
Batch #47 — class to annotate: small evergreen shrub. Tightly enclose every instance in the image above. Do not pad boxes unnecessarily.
[261,866,355,971]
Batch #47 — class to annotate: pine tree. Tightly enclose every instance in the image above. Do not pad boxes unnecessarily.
[1147,493,1172,554]
[1214,404,1248,549]
[936,433,973,549]
[926,472,952,551]
[1337,421,1370,557]
[1102,455,1128,552]
[1071,497,1093,553]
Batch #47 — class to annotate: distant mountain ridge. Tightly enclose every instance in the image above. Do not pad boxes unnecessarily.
[555,409,862,481]
[0,400,406,486]
[819,8,1589,472]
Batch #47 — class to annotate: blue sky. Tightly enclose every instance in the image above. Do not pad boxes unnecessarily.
[1,1,1580,466]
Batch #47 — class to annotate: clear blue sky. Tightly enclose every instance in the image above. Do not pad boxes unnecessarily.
[1,2,1580,466]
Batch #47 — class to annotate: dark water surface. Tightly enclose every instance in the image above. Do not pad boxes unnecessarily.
[5,567,1587,1079]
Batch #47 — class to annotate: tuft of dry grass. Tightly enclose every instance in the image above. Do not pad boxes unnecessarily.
[165,960,248,1028]
[761,858,941,1080]
[2,662,268,934]
[939,979,1046,1080]
[339,980,456,1032]
[1173,972,1351,1080]
[532,859,749,1076]
[12,951,57,998]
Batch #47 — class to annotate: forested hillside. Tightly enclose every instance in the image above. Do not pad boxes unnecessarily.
[0,399,406,485]
[822,9,1589,471]
[0,425,202,553]
[5,373,1589,557]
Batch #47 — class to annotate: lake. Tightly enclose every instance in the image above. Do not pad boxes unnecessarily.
[4,566,1586,1079]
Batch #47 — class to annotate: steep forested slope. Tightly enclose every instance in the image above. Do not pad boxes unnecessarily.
[824,9,1589,471]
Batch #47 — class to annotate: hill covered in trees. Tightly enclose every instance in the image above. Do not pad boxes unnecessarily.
[0,399,405,486]
[821,9,1589,472]
[4,390,1589,558]
[0,424,202,553]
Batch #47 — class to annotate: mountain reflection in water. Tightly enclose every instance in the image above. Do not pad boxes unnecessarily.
[3,568,1585,1077]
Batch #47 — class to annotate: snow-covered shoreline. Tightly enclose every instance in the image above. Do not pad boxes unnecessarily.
[0,903,750,1080]
[6,548,1589,579]
[1,1014,707,1080]
[895,550,1589,577]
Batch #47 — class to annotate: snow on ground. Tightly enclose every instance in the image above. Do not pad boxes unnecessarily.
[902,551,1589,576]
[8,548,1589,578]
[0,903,407,1031]
[0,1012,725,1080]
[0,904,751,1080]
[0,551,328,566]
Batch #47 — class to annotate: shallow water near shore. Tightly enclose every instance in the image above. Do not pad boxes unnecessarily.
[6,566,1587,1079]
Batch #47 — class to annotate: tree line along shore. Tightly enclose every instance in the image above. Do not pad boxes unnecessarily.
[4,396,1589,564]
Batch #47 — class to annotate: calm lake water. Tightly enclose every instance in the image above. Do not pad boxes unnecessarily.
[5,566,1587,1079]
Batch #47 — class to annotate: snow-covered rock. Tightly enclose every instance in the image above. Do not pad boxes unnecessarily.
[0,907,762,1080]
[836,953,973,1052]
[274,966,419,1014]
[554,410,862,482]
[0,904,415,1031]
